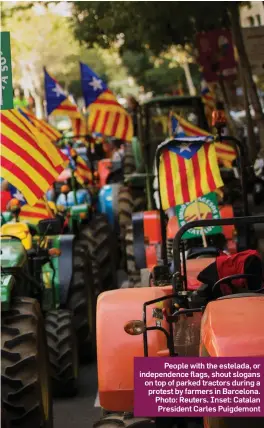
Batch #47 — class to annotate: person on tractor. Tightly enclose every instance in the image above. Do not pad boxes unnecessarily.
[111,138,125,163]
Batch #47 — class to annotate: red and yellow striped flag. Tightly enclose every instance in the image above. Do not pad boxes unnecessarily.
[0,110,65,206]
[159,140,223,210]
[19,200,52,225]
[12,109,67,169]
[19,107,62,142]
[88,91,133,142]
[72,116,87,137]
[74,156,93,184]
[50,98,81,119]
[170,112,236,168]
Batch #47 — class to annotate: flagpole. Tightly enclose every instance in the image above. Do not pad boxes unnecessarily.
[195,199,207,248]
[43,194,55,218]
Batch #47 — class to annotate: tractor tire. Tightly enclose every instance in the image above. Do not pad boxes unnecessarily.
[67,240,96,362]
[125,224,141,285]
[94,413,155,428]
[80,214,118,294]
[45,310,79,397]
[132,190,147,213]
[118,186,134,238]
[1,297,53,428]
[124,143,136,175]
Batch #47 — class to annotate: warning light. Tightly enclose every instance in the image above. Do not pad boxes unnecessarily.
[212,110,226,129]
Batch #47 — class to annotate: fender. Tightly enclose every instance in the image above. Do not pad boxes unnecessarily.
[97,287,170,412]
[47,234,75,305]
[97,184,121,229]
[132,210,161,270]
[106,168,124,184]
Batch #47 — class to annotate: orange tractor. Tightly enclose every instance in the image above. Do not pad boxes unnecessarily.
[94,214,264,428]
[126,130,252,286]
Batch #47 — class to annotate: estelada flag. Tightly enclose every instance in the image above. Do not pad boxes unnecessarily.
[0,109,65,206]
[201,76,216,110]
[80,62,133,142]
[169,112,236,168]
[158,136,224,210]
[18,107,62,142]
[8,185,52,225]
[44,68,81,119]
[16,108,66,168]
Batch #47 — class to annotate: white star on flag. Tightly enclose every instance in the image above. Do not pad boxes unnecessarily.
[89,76,103,91]
[13,190,26,202]
[52,84,67,97]
[179,144,192,153]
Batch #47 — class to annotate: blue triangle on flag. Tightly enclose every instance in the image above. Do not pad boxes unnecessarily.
[80,62,108,108]
[169,142,203,160]
[44,68,67,115]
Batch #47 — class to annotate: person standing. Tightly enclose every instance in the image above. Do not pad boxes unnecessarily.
[13,88,29,109]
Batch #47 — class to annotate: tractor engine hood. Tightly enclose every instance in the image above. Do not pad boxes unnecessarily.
[200,295,264,357]
[0,239,27,268]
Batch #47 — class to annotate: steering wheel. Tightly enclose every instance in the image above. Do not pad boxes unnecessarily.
[212,274,261,296]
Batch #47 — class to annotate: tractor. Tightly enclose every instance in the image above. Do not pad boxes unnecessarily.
[124,130,251,286]
[93,214,264,428]
[97,96,211,271]
[1,194,97,404]
[47,138,118,295]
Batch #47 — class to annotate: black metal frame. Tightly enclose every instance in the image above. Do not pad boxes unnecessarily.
[155,135,249,266]
[141,215,264,357]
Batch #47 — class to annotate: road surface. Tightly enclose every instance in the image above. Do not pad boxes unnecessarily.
[54,363,100,427]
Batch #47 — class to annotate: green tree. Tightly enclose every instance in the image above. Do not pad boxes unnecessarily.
[2,2,135,117]
[72,1,264,154]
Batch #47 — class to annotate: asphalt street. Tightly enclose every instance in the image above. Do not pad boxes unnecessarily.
[54,362,100,428]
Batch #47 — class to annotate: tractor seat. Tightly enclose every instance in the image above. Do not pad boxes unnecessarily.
[0,222,32,250]
[187,246,221,259]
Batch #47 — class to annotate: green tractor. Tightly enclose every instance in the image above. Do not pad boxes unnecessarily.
[1,200,96,424]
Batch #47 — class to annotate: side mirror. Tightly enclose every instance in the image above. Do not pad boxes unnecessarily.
[38,218,62,236]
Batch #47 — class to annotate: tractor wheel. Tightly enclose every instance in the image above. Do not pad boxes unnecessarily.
[45,310,79,397]
[132,188,147,213]
[118,186,134,238]
[125,224,141,285]
[1,297,53,428]
[124,143,136,175]
[67,240,96,362]
[94,413,155,427]
[80,214,118,294]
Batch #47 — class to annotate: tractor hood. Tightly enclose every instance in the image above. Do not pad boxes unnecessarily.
[200,295,264,357]
[1,274,14,310]
[0,239,27,268]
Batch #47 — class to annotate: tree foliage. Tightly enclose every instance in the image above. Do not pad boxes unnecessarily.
[121,50,187,94]
[1,2,131,100]
[72,1,231,54]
